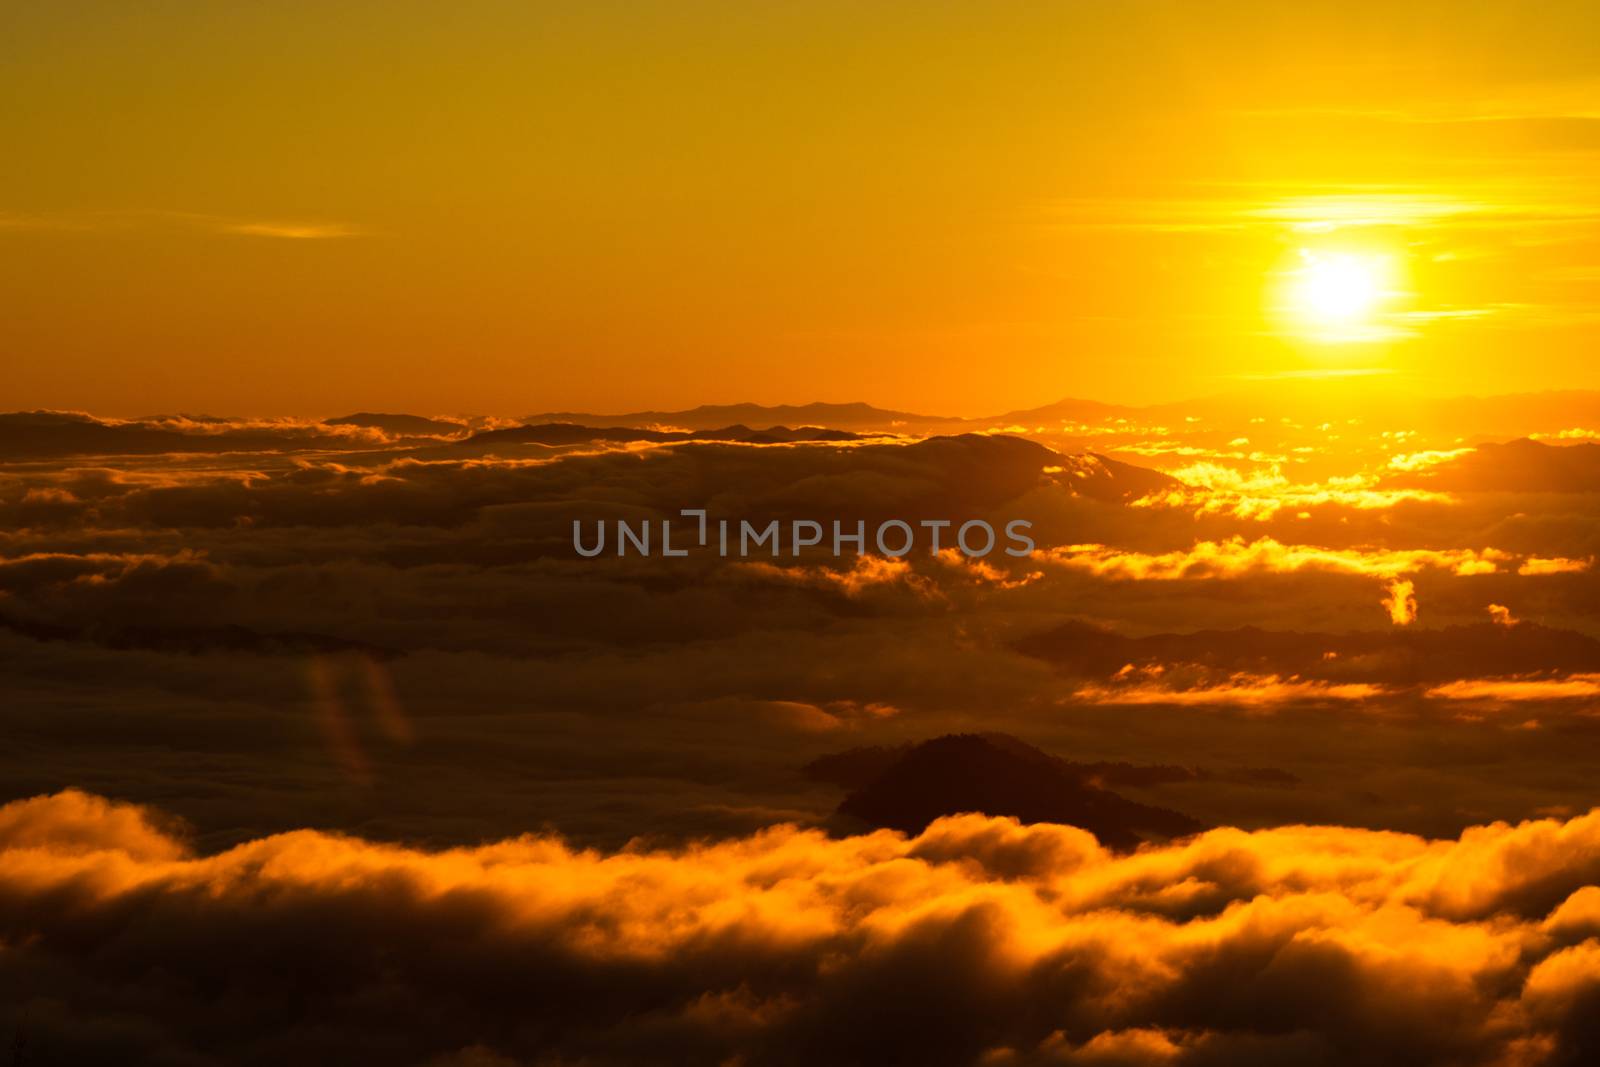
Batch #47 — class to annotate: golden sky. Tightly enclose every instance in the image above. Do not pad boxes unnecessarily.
[4,1,1600,415]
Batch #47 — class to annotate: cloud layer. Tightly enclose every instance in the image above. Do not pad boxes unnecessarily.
[3,791,1600,1065]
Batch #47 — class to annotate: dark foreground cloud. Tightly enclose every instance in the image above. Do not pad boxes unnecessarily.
[2,791,1600,1066]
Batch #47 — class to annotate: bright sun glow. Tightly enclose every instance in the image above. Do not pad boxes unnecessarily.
[1278,247,1405,343]
[1291,251,1389,323]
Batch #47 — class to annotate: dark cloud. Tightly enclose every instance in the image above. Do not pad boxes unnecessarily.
[3,406,1600,1063]
[1016,618,1600,685]
[1389,438,1600,493]
[2,792,1600,1066]
[2,416,1599,854]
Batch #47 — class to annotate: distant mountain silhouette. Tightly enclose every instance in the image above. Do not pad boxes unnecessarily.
[521,402,963,433]
[1015,619,1600,684]
[807,733,1203,849]
[985,397,1140,426]
[325,412,467,436]
[14,388,1600,458]
[0,410,452,458]
[521,390,1600,441]
[0,411,356,458]
[0,411,199,457]
[465,423,865,447]
[1388,438,1600,492]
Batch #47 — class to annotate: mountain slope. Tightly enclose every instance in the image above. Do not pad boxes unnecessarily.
[809,733,1203,849]
[465,423,865,446]
[520,401,963,432]
[1387,438,1600,492]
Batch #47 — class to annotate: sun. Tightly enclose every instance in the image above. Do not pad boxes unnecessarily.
[1293,251,1385,322]
[1280,248,1401,341]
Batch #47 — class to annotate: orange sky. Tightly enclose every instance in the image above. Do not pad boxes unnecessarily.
[4,1,1600,416]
